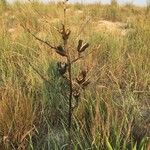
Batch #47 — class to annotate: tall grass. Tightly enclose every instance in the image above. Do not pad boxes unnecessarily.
[0,1,149,149]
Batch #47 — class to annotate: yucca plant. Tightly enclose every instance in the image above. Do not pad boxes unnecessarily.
[21,0,91,149]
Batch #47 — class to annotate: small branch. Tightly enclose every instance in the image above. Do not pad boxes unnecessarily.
[20,24,56,50]
[71,56,83,64]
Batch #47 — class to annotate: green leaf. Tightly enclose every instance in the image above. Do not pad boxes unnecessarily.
[132,142,137,150]
[106,138,113,150]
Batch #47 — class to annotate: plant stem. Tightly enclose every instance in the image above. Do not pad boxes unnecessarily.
[62,1,73,149]
[67,57,73,150]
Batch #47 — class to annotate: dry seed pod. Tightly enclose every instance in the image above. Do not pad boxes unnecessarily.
[62,29,71,41]
[66,29,71,37]
[59,29,64,34]
[59,26,65,34]
[72,82,81,100]
[57,62,68,75]
[57,45,64,52]
[59,24,71,41]
[77,40,83,52]
[81,70,87,78]
[79,43,89,53]
[62,33,67,41]
[73,90,80,99]
[76,70,87,84]
[56,45,66,57]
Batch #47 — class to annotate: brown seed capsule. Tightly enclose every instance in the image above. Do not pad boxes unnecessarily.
[77,40,83,52]
[57,62,68,75]
[73,90,80,99]
[81,70,87,78]
[66,29,71,37]
[79,43,89,53]
[76,70,87,84]
[56,45,66,57]
[60,29,64,34]
[62,29,71,41]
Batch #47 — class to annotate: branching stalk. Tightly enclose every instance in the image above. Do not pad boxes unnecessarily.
[62,1,73,149]
[21,1,91,149]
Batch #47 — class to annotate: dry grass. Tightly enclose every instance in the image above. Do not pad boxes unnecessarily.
[0,85,37,149]
[0,1,150,149]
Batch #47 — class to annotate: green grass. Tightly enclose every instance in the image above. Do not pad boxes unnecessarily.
[0,1,149,150]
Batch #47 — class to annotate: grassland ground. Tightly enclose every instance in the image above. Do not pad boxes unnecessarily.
[0,1,150,149]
